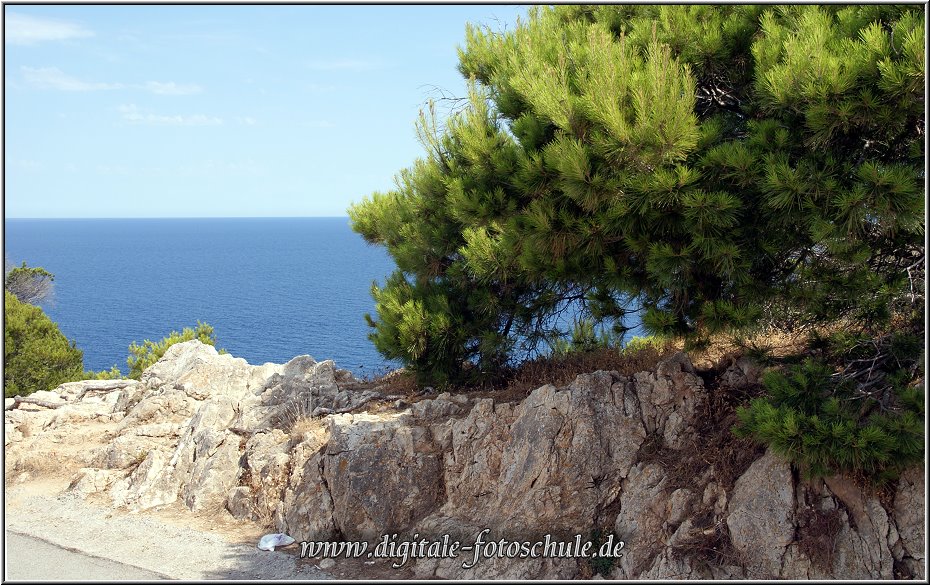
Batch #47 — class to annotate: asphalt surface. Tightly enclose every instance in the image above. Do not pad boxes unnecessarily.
[4,531,169,581]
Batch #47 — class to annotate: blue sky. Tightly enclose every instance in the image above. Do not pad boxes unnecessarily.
[3,4,527,218]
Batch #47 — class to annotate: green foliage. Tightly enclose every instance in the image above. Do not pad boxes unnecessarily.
[621,335,667,356]
[735,353,924,483]
[5,261,55,305]
[80,365,124,380]
[550,318,613,356]
[4,290,83,397]
[126,321,220,379]
[351,5,924,384]
[586,528,618,576]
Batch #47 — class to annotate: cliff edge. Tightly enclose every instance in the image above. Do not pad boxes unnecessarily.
[5,340,925,579]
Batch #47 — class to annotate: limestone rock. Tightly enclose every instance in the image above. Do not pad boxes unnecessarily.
[322,413,444,540]
[111,449,179,510]
[613,463,671,578]
[720,357,763,389]
[631,352,705,449]
[5,343,922,582]
[441,371,646,539]
[726,450,795,578]
[894,467,925,579]
[68,468,125,499]
[279,450,338,541]
[226,486,255,520]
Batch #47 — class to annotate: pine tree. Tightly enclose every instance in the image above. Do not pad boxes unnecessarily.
[350,5,924,385]
[4,290,84,397]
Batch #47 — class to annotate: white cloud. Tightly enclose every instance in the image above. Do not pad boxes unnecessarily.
[236,116,258,126]
[9,158,45,172]
[178,159,264,177]
[22,66,122,91]
[5,13,94,45]
[306,58,380,71]
[303,120,336,128]
[119,104,223,126]
[143,81,203,95]
[22,67,203,95]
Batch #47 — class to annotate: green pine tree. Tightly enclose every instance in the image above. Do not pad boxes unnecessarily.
[350,5,924,385]
[4,290,84,397]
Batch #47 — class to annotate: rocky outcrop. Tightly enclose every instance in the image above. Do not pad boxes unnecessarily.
[5,341,925,580]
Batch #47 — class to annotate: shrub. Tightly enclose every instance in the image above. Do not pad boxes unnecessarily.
[80,365,124,380]
[4,290,83,397]
[734,353,924,483]
[126,321,220,379]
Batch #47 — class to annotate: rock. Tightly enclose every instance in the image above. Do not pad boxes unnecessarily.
[614,463,670,578]
[5,397,16,410]
[894,467,925,579]
[5,343,921,581]
[720,357,762,389]
[111,449,179,510]
[226,486,255,520]
[279,449,338,541]
[820,475,894,579]
[28,390,67,405]
[323,413,444,540]
[68,468,125,498]
[410,394,468,420]
[439,371,646,540]
[241,430,291,521]
[726,450,795,578]
[140,341,279,400]
[631,353,705,449]
[94,435,161,469]
[132,423,180,438]
[318,558,336,570]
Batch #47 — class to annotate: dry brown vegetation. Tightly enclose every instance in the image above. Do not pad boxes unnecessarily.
[354,340,680,405]
[797,506,844,570]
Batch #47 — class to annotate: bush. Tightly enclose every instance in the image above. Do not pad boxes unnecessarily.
[734,351,924,483]
[126,321,220,379]
[4,290,83,397]
[80,365,124,380]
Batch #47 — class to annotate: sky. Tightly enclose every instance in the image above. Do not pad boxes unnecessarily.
[3,4,528,218]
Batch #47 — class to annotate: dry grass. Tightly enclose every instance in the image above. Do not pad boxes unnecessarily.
[797,506,843,570]
[670,509,748,573]
[324,342,676,411]
[342,368,419,398]
[289,416,330,449]
[512,342,675,390]
[634,355,767,494]
[686,327,813,370]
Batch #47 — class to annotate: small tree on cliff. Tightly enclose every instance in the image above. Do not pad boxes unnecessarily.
[349,5,924,384]
[5,260,55,305]
[4,290,83,397]
[126,321,220,379]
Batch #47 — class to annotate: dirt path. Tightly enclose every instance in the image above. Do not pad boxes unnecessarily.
[5,532,170,581]
[4,477,333,580]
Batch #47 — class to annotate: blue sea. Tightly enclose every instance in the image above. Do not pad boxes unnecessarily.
[4,218,400,376]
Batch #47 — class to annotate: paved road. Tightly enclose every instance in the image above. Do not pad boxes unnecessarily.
[5,531,169,581]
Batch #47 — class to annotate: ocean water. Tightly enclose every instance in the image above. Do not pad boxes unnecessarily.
[3,218,400,376]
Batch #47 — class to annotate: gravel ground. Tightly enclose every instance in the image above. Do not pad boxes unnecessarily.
[4,478,333,581]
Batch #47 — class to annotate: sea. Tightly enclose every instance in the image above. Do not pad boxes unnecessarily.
[3,218,401,376]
